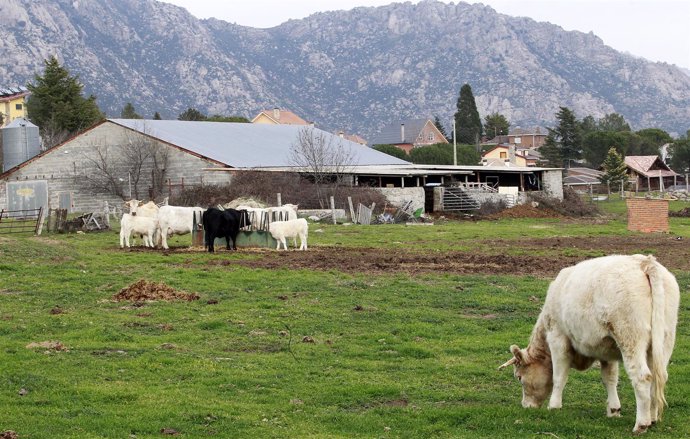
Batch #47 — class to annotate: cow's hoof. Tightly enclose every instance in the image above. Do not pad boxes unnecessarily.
[633,424,650,435]
[607,407,621,417]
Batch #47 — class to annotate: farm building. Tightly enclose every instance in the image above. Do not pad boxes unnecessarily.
[624,156,681,191]
[0,119,563,215]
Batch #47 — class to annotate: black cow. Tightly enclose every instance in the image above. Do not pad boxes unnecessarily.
[202,207,250,252]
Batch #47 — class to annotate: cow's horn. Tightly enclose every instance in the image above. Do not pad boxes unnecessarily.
[498,357,517,371]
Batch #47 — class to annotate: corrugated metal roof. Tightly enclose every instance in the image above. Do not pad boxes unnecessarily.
[110,119,410,168]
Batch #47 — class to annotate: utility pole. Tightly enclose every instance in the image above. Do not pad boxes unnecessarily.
[453,118,457,166]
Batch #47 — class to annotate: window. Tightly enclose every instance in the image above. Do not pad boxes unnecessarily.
[427,133,434,141]
[500,152,507,159]
[15,103,22,110]
[514,137,522,144]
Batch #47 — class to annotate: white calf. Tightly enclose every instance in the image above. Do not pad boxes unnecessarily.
[120,213,157,248]
[156,205,206,249]
[268,218,308,250]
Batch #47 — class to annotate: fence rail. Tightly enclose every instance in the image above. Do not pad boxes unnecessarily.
[0,207,44,235]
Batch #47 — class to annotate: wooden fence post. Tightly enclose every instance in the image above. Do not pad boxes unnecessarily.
[330,196,336,224]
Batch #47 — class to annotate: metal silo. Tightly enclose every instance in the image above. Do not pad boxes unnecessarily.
[2,118,40,172]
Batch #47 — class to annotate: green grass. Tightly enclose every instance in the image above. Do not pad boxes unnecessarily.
[0,213,689,438]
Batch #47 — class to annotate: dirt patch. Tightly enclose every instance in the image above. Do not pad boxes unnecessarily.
[26,341,68,352]
[486,203,563,219]
[113,279,200,302]
[227,235,690,277]
[0,431,18,439]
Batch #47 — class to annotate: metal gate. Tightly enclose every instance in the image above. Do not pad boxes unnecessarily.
[0,207,44,235]
[442,187,480,211]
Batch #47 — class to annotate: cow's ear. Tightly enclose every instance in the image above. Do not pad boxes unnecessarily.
[510,344,526,365]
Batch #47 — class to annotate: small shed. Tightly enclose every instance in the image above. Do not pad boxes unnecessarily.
[625,156,679,191]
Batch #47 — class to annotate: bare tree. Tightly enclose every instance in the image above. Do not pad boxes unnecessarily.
[288,126,359,208]
[81,123,169,200]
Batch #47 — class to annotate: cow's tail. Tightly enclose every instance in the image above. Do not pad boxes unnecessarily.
[641,254,668,419]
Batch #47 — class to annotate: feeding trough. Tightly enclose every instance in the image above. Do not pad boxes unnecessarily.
[192,210,278,249]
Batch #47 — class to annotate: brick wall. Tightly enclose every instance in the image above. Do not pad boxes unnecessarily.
[626,198,669,233]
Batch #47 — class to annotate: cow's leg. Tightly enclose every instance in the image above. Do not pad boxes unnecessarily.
[622,346,653,434]
[601,360,621,417]
[545,332,570,410]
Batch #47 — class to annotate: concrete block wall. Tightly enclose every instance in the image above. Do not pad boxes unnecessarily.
[626,198,669,233]
[0,122,229,214]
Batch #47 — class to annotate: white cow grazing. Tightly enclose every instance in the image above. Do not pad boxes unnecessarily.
[499,254,679,434]
[156,205,206,250]
[120,213,157,248]
[268,218,308,250]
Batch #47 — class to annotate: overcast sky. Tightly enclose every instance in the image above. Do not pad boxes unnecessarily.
[160,0,690,70]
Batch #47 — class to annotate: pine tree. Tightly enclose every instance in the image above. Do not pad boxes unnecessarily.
[541,107,582,168]
[26,56,103,147]
[599,147,628,193]
[120,102,142,119]
[454,84,482,144]
[177,108,206,121]
[483,112,510,139]
[153,112,162,120]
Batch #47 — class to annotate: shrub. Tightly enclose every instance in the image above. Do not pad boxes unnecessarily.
[527,187,602,217]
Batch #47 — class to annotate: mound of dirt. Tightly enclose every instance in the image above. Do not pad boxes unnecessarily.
[113,279,200,302]
[487,203,562,219]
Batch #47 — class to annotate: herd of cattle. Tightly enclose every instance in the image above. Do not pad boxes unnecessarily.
[119,199,683,434]
[119,199,308,252]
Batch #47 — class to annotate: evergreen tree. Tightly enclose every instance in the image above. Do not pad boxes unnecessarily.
[120,102,142,119]
[206,114,250,123]
[454,84,482,144]
[580,115,598,134]
[177,108,206,121]
[599,147,628,193]
[540,107,582,168]
[432,115,449,141]
[669,138,690,173]
[26,56,104,147]
[598,113,630,132]
[483,112,510,139]
[153,112,162,120]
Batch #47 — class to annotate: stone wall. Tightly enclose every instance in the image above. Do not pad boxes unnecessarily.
[377,187,425,212]
[541,170,564,200]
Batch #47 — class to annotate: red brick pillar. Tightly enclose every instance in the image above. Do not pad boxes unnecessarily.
[626,198,669,233]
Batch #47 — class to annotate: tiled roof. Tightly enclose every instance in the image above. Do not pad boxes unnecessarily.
[0,86,29,102]
[624,156,677,177]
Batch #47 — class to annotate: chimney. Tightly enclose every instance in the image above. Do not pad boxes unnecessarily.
[273,107,280,120]
[401,123,405,142]
[338,131,344,138]
[508,145,516,164]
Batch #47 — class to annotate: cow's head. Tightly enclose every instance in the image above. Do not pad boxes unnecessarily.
[499,344,553,408]
[124,199,143,216]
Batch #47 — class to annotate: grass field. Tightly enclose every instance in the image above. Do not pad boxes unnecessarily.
[0,203,688,438]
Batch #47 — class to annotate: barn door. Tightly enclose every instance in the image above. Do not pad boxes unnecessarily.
[6,181,48,213]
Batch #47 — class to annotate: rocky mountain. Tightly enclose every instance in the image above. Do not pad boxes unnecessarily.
[1,0,689,138]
